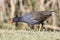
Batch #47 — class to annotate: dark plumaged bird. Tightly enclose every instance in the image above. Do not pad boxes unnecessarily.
[10,11,54,31]
[10,11,54,24]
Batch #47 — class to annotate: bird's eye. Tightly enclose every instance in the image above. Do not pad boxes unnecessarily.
[50,14,52,16]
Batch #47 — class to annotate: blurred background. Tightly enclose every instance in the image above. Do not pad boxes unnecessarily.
[0,0,60,31]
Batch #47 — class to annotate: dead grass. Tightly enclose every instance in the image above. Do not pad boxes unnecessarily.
[0,29,60,40]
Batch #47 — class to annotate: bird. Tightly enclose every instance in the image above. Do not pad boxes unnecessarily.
[10,11,54,31]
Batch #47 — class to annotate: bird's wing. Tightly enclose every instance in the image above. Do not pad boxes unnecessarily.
[21,14,39,24]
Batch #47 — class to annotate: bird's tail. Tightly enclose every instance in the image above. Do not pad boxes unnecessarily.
[9,18,14,24]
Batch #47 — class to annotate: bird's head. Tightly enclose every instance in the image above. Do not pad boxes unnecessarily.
[49,10,55,16]
[46,10,55,16]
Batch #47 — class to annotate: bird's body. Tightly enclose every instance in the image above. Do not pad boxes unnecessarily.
[13,13,40,24]
[12,11,53,25]
[10,11,54,31]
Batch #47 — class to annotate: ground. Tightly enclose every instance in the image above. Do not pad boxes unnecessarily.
[0,29,60,40]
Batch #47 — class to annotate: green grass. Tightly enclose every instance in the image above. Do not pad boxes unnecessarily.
[0,30,60,40]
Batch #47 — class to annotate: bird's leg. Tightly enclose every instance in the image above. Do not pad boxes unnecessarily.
[38,23,44,31]
[15,22,18,30]
[34,24,39,31]
[15,22,18,27]
[38,24,42,31]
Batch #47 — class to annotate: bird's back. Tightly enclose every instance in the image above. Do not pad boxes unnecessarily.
[20,13,40,24]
